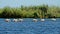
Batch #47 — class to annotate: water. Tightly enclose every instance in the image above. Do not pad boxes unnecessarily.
[0,18,60,34]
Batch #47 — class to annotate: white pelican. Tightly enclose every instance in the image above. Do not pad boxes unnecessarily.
[13,19,18,22]
[18,18,23,22]
[51,18,56,21]
[5,19,10,22]
[33,19,37,22]
[41,19,45,22]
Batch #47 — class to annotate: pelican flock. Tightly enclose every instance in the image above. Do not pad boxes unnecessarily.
[5,18,57,22]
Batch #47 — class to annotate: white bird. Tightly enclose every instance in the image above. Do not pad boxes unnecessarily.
[13,19,18,22]
[41,19,45,22]
[18,18,23,22]
[5,19,10,22]
[33,19,37,22]
[51,18,56,21]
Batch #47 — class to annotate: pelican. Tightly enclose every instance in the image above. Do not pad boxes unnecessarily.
[18,18,23,22]
[51,18,56,21]
[33,19,37,22]
[13,19,18,22]
[41,19,45,22]
[5,19,10,22]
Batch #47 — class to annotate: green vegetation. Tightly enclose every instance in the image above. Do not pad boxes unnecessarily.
[0,5,60,18]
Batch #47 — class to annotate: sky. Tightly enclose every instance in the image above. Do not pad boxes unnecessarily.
[0,0,60,8]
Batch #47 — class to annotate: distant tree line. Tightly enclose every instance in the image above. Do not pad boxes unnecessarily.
[0,5,60,18]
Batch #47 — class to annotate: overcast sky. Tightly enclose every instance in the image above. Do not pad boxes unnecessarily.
[0,0,60,8]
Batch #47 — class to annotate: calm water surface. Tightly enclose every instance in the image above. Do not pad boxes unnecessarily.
[0,18,60,34]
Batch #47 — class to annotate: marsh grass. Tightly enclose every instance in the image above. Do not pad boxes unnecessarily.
[0,5,60,18]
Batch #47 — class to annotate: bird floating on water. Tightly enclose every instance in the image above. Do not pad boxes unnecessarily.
[13,19,18,22]
[18,18,23,22]
[41,19,45,22]
[33,19,38,22]
[5,19,10,22]
[51,18,56,21]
